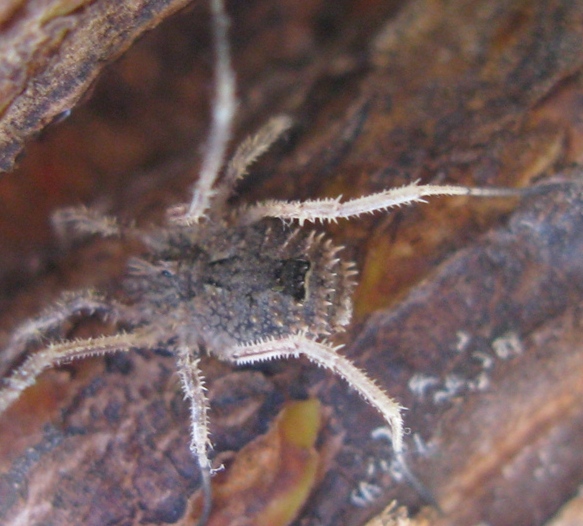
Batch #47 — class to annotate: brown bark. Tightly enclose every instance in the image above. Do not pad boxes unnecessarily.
[2,1,583,525]
[0,0,194,173]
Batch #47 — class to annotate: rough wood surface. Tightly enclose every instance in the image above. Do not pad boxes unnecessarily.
[2,1,583,525]
[0,0,193,173]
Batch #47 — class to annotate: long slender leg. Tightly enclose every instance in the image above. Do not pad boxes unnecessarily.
[230,333,439,503]
[2,290,121,370]
[231,333,404,455]
[209,116,293,215]
[175,346,213,526]
[52,206,121,240]
[0,330,155,415]
[240,180,522,225]
[173,0,236,225]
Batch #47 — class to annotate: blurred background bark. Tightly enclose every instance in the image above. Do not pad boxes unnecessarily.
[1,1,583,525]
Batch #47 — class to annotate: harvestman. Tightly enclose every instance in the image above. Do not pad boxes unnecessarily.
[0,0,521,523]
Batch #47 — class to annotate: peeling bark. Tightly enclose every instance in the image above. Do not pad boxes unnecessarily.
[0,0,194,173]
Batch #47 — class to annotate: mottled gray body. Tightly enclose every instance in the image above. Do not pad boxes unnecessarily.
[123,219,354,353]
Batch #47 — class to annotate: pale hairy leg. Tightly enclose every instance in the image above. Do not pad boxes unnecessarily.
[178,0,236,223]
[0,330,155,414]
[209,115,293,215]
[232,332,405,455]
[240,181,522,225]
[175,346,213,526]
[1,291,121,369]
[231,332,443,505]
[52,206,121,240]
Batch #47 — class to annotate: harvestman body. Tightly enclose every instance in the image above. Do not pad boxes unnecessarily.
[0,0,521,523]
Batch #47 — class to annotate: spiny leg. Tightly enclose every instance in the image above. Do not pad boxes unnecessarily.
[240,180,522,225]
[174,0,236,224]
[231,333,438,501]
[210,115,293,215]
[52,205,121,241]
[2,290,122,369]
[0,330,155,415]
[175,346,214,526]
[231,333,404,455]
